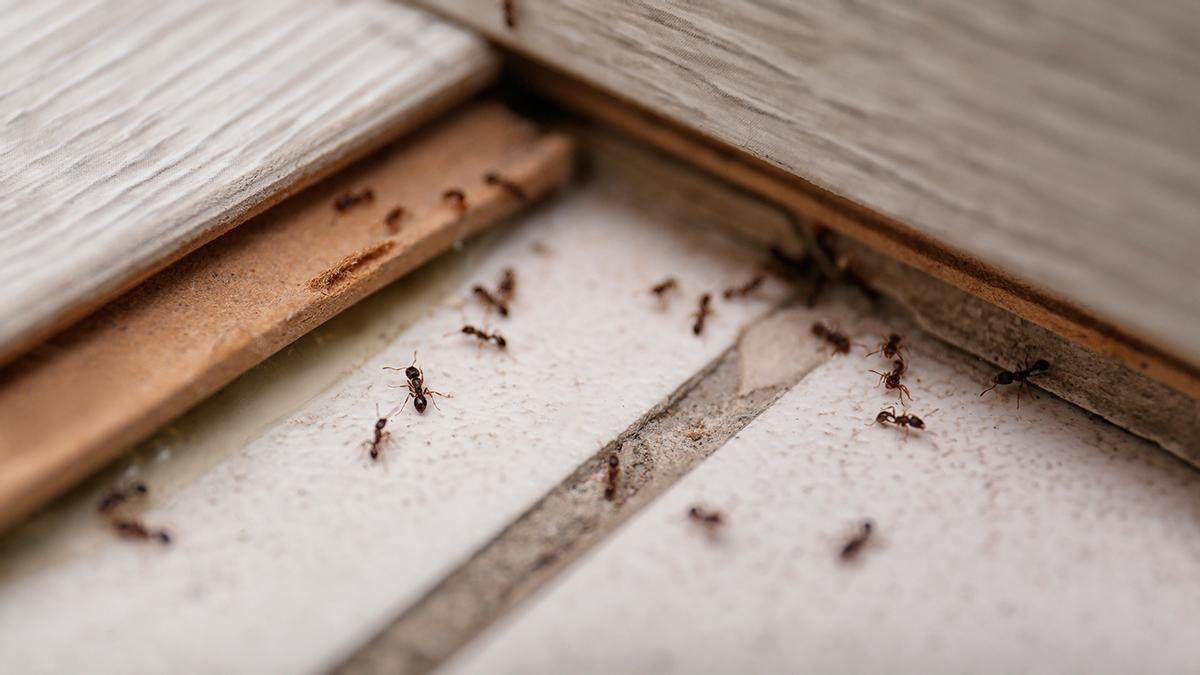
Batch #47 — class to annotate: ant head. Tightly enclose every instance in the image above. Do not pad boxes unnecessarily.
[1032,359,1050,373]
[688,506,700,517]
[375,418,387,431]
[132,482,148,494]
[158,531,172,545]
[875,411,892,423]
[495,336,507,348]
[996,371,1015,385]
[370,448,379,460]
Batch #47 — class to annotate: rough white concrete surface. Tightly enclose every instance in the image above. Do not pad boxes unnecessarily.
[447,330,1200,675]
[0,167,783,674]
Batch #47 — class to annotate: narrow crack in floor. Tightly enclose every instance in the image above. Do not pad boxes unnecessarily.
[334,300,837,675]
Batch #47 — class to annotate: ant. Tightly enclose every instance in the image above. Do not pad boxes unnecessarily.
[811,322,853,355]
[484,171,527,202]
[869,360,912,402]
[497,267,516,302]
[97,481,148,514]
[334,188,374,212]
[980,355,1050,408]
[867,333,904,362]
[363,404,398,461]
[473,286,508,317]
[112,518,171,545]
[443,188,468,216]
[650,277,678,307]
[384,206,406,232]
[687,505,725,535]
[384,353,450,414]
[604,453,620,501]
[474,268,516,317]
[454,324,507,349]
[692,293,713,335]
[501,0,516,28]
[722,274,765,299]
[839,520,873,562]
[873,406,935,438]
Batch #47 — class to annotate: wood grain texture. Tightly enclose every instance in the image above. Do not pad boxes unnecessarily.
[0,0,497,365]
[507,58,1200,403]
[0,102,573,534]
[414,0,1200,367]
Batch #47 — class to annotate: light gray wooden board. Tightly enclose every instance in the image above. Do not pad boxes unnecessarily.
[413,0,1200,366]
[0,0,496,363]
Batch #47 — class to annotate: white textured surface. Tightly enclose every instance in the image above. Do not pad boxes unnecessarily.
[0,0,494,359]
[0,159,781,674]
[448,329,1200,674]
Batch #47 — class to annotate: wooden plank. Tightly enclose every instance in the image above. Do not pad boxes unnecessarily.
[0,102,572,534]
[414,0,1200,369]
[0,0,497,365]
[506,61,1200,404]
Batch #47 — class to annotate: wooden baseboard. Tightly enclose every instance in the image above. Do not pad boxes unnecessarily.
[506,58,1200,403]
[0,101,572,534]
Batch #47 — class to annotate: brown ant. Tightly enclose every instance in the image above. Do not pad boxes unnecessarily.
[687,505,725,535]
[474,268,516,317]
[980,355,1050,408]
[867,333,904,362]
[384,352,450,414]
[453,324,507,349]
[443,188,468,216]
[97,481,148,514]
[812,322,853,355]
[501,0,516,28]
[869,360,912,402]
[650,277,678,307]
[384,206,406,232]
[692,293,714,335]
[484,171,527,202]
[112,518,171,545]
[363,404,398,461]
[839,520,873,561]
[497,267,516,302]
[722,274,765,299]
[873,406,935,438]
[334,188,374,212]
[604,454,620,501]
[473,286,508,317]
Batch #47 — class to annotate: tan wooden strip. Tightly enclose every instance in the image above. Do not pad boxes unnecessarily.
[509,60,1200,402]
[0,102,573,533]
[0,0,497,366]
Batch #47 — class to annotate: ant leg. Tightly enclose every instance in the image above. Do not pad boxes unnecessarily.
[898,383,912,403]
[868,370,887,386]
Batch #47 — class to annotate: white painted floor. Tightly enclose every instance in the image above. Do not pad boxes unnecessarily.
[0,143,782,675]
[446,328,1200,675]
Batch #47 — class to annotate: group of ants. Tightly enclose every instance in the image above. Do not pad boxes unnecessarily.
[651,244,1050,562]
[95,211,1049,560]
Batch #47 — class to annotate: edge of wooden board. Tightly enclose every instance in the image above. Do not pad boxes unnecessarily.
[0,101,573,534]
[504,57,1200,402]
[0,58,498,369]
